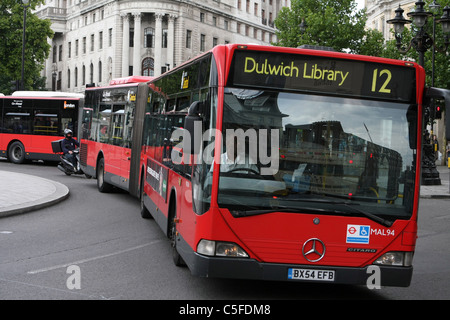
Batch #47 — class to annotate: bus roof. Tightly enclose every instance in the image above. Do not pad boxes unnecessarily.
[11,91,84,99]
[109,76,154,86]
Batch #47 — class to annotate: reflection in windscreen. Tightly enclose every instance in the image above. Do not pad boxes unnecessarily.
[214,88,417,220]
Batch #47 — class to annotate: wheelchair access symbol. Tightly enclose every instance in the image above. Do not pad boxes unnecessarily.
[346,225,370,244]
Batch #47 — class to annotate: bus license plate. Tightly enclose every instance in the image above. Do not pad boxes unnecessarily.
[288,268,335,281]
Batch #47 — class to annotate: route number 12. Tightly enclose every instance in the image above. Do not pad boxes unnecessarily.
[371,69,392,94]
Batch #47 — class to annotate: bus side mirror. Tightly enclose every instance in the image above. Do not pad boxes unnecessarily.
[184,101,203,155]
[425,87,450,140]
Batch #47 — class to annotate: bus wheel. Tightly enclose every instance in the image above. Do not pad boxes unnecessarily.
[8,141,26,164]
[169,202,185,267]
[97,158,113,193]
[140,176,152,219]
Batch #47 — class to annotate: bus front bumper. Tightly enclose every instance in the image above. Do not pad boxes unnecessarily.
[188,253,413,287]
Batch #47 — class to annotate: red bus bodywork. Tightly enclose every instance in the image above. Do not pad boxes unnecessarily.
[82,45,429,287]
[139,45,425,287]
[0,95,82,163]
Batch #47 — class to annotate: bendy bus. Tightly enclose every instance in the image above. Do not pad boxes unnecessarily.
[79,44,450,287]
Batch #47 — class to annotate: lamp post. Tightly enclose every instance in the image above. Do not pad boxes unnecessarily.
[387,1,450,185]
[21,0,31,91]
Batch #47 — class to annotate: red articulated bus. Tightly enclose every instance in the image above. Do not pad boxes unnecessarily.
[0,91,83,163]
[80,44,450,287]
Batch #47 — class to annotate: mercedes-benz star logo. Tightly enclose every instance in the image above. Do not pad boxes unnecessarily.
[302,238,326,262]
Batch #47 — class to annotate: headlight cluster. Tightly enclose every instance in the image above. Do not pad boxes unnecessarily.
[373,251,414,267]
[197,239,249,258]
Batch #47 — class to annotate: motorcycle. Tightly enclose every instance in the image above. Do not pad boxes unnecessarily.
[58,149,83,176]
[52,139,84,176]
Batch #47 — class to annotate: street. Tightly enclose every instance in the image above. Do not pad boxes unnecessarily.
[1,159,450,301]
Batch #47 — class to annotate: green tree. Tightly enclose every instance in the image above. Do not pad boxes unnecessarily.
[274,0,385,54]
[0,0,53,94]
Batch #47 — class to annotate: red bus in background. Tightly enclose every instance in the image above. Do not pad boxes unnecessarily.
[80,44,450,287]
[0,91,83,163]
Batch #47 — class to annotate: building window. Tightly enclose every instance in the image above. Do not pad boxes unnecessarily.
[144,27,154,48]
[67,69,71,89]
[200,12,205,22]
[108,28,113,47]
[75,39,79,56]
[82,65,85,85]
[59,45,62,61]
[129,28,134,47]
[186,30,192,48]
[90,34,95,52]
[213,37,218,47]
[90,63,94,84]
[142,57,154,76]
[162,29,168,48]
[53,45,57,63]
[98,61,102,83]
[74,67,78,87]
[200,34,206,51]
[99,31,103,50]
[82,37,86,54]
[68,42,71,58]
[57,71,62,90]
[224,20,229,30]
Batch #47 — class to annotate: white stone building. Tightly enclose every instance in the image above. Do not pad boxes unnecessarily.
[35,0,290,93]
[365,0,423,40]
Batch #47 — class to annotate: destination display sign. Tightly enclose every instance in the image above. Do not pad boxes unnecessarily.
[228,50,416,102]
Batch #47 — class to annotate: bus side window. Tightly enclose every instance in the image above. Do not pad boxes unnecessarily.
[112,103,125,146]
[99,103,111,144]
[34,110,59,135]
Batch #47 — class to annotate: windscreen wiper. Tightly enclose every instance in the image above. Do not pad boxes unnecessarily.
[231,205,348,218]
[340,204,393,228]
[230,200,394,228]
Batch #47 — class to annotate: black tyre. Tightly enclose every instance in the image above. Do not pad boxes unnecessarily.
[140,175,152,219]
[8,141,26,164]
[169,201,185,267]
[96,158,113,193]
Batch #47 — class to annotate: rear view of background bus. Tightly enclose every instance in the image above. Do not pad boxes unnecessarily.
[0,91,83,163]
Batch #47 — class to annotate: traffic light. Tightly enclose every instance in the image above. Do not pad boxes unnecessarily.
[435,105,442,119]
[10,80,19,92]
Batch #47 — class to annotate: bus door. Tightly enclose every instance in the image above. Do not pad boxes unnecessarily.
[111,103,126,181]
[120,102,135,183]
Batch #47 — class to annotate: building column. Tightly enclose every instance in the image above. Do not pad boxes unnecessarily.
[121,13,130,77]
[133,12,142,76]
[167,15,176,70]
[154,13,163,77]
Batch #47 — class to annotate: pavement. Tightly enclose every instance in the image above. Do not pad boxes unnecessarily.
[0,170,69,218]
[0,166,449,218]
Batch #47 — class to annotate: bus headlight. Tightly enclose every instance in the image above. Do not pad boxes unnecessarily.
[197,239,249,258]
[373,252,414,267]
